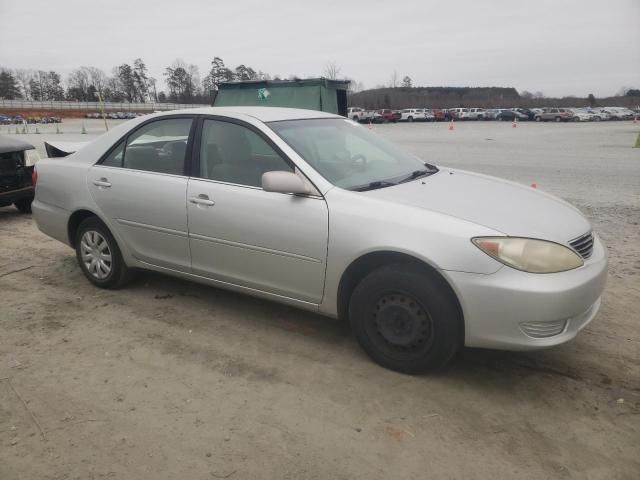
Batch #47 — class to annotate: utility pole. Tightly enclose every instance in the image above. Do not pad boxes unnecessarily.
[95,91,108,131]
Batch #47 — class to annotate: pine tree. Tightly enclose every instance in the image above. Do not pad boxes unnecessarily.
[0,69,22,99]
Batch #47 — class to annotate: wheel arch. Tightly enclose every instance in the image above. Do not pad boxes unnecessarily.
[67,208,103,248]
[336,251,464,337]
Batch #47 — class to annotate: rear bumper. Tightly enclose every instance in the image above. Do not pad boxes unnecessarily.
[0,186,34,205]
[32,199,71,246]
[445,234,608,351]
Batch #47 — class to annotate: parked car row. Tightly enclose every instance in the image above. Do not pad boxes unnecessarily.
[85,111,147,120]
[347,106,638,123]
[0,114,62,125]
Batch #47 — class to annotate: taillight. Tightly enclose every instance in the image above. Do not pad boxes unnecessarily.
[31,167,38,187]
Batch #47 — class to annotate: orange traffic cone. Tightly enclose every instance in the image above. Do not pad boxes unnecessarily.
[512,116,517,128]
[531,182,537,189]
[449,119,454,130]
[368,119,373,130]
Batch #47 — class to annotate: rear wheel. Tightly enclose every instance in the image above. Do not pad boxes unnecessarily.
[408,116,414,122]
[349,264,462,374]
[14,199,32,214]
[535,116,541,122]
[75,217,133,289]
[555,116,561,122]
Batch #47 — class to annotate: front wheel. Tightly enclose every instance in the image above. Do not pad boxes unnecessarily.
[349,264,462,374]
[75,217,133,289]
[407,116,414,122]
[555,116,561,122]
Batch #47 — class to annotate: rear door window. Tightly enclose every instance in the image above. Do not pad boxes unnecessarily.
[101,118,193,175]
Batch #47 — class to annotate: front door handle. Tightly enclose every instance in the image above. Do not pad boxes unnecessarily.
[93,177,111,188]
[189,194,215,206]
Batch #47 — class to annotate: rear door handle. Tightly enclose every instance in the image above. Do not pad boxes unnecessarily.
[189,194,215,206]
[93,178,111,188]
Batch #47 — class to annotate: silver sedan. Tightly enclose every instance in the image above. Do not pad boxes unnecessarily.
[32,107,607,373]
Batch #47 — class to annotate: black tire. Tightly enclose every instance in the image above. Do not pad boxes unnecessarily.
[535,116,541,122]
[352,116,359,122]
[75,216,133,289]
[555,116,561,122]
[408,116,414,122]
[349,263,462,374]
[14,199,32,214]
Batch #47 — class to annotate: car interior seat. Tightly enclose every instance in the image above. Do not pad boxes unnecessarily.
[210,129,262,187]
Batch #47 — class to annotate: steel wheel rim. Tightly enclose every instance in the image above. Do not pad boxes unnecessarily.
[80,230,112,280]
[368,292,433,355]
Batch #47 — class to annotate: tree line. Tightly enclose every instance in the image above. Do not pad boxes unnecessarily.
[1,59,637,108]
[349,86,640,110]
[0,56,273,104]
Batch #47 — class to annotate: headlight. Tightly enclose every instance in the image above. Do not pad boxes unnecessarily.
[472,237,584,273]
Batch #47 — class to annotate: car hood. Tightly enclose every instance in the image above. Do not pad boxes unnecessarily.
[363,168,591,243]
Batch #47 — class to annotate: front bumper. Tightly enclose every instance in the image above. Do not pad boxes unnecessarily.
[444,234,608,351]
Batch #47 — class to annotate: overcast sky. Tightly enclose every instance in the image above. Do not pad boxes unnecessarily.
[1,0,638,97]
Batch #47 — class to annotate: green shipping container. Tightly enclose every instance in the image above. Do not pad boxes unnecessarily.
[213,78,350,116]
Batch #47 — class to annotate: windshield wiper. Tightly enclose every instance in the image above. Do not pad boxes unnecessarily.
[398,163,439,184]
[351,180,397,192]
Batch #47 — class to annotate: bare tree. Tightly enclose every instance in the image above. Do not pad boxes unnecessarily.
[616,86,631,96]
[15,69,33,99]
[323,61,342,80]
[346,77,364,93]
[86,67,108,99]
[389,71,399,88]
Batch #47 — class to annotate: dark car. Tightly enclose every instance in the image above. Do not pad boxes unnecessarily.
[495,109,529,121]
[0,138,39,213]
[515,108,536,120]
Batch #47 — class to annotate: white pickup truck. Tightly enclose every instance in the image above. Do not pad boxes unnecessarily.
[347,107,375,123]
[400,108,428,122]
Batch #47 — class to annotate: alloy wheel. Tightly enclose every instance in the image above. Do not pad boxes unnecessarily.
[80,230,113,280]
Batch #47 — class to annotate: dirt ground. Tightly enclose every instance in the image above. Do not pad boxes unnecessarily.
[1,120,639,479]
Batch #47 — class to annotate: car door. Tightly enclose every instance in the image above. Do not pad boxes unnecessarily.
[187,117,329,304]
[88,116,195,272]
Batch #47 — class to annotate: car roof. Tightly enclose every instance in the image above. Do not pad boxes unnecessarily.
[158,106,341,122]
[0,137,35,154]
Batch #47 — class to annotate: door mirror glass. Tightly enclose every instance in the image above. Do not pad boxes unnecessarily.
[262,171,310,195]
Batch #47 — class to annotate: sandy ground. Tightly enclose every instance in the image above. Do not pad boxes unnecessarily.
[1,119,639,479]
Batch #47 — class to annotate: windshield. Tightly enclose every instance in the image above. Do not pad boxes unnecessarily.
[268,118,433,190]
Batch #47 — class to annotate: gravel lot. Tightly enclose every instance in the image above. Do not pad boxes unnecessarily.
[1,119,639,479]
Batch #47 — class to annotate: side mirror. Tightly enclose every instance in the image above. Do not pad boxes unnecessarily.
[262,171,311,195]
